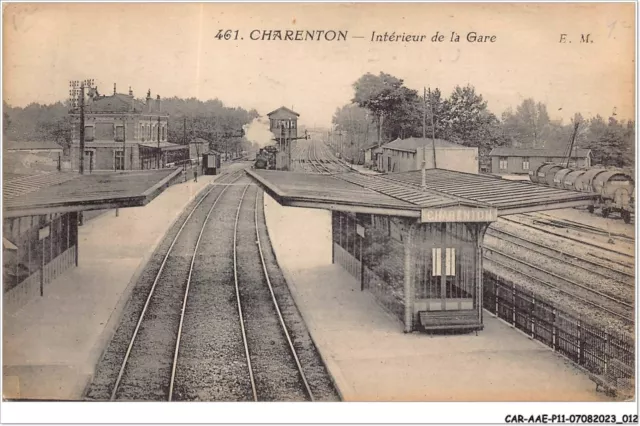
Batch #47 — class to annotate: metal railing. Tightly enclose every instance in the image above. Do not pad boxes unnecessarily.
[483,271,635,394]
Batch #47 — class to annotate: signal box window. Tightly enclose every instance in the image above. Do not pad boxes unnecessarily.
[84,126,94,142]
[499,157,508,170]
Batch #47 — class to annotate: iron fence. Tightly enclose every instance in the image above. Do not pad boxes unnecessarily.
[484,271,635,390]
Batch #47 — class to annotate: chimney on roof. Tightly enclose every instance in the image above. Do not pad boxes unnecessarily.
[113,83,116,95]
[146,89,152,113]
[129,86,133,96]
[156,95,161,113]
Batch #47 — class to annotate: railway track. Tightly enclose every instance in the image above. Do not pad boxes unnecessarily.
[486,227,634,286]
[521,212,635,244]
[232,186,314,401]
[484,247,634,324]
[87,168,334,401]
[107,170,244,401]
[500,215,634,262]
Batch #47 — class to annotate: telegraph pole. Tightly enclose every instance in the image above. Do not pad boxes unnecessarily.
[429,87,437,169]
[70,79,93,175]
[122,117,126,170]
[79,83,85,174]
[157,116,161,168]
[183,117,187,176]
[423,87,427,139]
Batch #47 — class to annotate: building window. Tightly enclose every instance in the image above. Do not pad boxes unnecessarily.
[499,157,508,170]
[115,126,124,142]
[84,126,94,142]
[522,157,530,170]
[114,149,124,171]
[162,126,166,141]
[432,247,456,276]
[291,120,296,129]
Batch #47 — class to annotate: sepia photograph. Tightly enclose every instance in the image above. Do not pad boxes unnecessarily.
[1,1,637,423]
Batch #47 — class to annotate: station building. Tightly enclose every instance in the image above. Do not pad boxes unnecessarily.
[3,168,182,313]
[70,86,187,172]
[488,147,592,175]
[379,138,479,174]
[248,168,596,333]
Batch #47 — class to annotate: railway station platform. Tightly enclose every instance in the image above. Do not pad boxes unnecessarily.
[262,194,612,402]
[2,165,240,400]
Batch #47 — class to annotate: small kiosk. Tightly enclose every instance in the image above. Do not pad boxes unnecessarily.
[247,168,597,334]
[202,152,221,175]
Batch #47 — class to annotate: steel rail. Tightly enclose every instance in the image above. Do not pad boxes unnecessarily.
[233,184,258,401]
[523,212,635,242]
[484,248,634,324]
[253,189,315,401]
[110,170,243,401]
[500,216,634,260]
[486,227,634,284]
[168,174,238,400]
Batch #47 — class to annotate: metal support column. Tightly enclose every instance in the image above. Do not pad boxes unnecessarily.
[403,221,417,333]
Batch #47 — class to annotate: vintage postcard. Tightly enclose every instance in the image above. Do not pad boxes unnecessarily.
[1,1,637,423]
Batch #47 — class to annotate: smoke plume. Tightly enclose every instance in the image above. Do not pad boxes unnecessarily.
[243,117,274,148]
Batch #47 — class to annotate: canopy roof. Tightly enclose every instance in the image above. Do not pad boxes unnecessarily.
[247,168,597,220]
[4,169,182,218]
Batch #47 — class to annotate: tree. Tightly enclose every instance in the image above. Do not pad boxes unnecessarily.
[582,115,635,167]
[440,85,503,158]
[352,72,404,144]
[501,98,554,148]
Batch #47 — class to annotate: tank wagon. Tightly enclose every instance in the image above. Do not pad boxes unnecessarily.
[529,163,634,223]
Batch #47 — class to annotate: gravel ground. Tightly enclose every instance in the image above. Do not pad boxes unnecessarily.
[491,220,634,273]
[236,186,309,401]
[256,190,341,401]
[486,228,634,286]
[484,244,633,325]
[504,215,635,259]
[84,171,243,401]
[171,179,255,401]
[485,235,635,305]
[484,259,634,336]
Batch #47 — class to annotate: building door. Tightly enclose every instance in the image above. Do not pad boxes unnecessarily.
[84,151,94,173]
[416,223,475,312]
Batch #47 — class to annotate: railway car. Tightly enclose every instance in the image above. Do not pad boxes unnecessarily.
[574,168,606,192]
[529,163,634,223]
[591,169,635,222]
[562,169,587,190]
[552,168,573,189]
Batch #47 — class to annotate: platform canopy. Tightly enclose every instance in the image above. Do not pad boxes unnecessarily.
[247,168,597,221]
[3,168,182,218]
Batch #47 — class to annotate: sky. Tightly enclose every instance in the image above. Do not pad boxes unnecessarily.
[3,3,636,127]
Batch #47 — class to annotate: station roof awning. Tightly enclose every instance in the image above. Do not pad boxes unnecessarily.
[139,142,187,151]
[247,168,598,222]
[3,168,182,218]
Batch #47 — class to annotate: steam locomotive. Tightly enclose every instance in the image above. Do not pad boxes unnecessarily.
[254,146,278,170]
